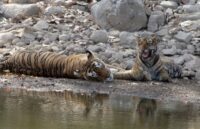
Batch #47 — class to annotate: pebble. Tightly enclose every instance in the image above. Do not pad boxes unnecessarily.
[160,1,178,9]
[33,20,49,30]
[174,31,192,43]
[90,30,108,43]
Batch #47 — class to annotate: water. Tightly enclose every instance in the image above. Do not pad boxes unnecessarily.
[0,88,200,129]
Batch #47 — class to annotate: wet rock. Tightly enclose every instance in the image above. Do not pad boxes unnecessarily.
[0,32,15,43]
[44,6,65,15]
[148,11,165,32]
[33,20,49,30]
[90,30,108,43]
[0,4,41,18]
[91,0,147,31]
[160,1,178,9]
[119,31,137,49]
[174,31,192,43]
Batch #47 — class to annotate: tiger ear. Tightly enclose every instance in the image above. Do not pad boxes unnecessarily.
[86,50,95,60]
[137,36,144,46]
[151,34,158,45]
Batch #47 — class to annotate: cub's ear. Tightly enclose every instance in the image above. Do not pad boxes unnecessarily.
[86,50,95,60]
[137,36,145,46]
[151,34,158,44]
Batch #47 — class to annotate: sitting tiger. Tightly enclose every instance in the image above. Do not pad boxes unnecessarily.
[114,34,196,82]
[0,50,113,82]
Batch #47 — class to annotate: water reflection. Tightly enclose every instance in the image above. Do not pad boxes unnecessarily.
[0,88,200,129]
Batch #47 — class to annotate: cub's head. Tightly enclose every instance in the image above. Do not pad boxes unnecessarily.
[137,34,158,61]
[84,50,113,82]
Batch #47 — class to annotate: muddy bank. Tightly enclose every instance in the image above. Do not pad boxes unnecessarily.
[0,74,200,104]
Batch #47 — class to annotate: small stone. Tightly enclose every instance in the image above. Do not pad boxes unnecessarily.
[59,34,71,41]
[1,4,41,18]
[54,0,65,5]
[44,33,58,42]
[162,46,177,56]
[183,5,200,13]
[148,11,165,32]
[185,57,200,70]
[87,45,102,52]
[160,1,178,9]
[174,31,192,43]
[119,31,137,49]
[90,30,108,43]
[156,28,168,36]
[44,6,65,15]
[16,42,26,47]
[0,32,15,43]
[33,20,49,30]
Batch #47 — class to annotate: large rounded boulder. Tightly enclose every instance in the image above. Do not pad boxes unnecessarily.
[91,0,147,32]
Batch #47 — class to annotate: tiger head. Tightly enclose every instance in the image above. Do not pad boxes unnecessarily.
[137,34,158,62]
[84,50,113,82]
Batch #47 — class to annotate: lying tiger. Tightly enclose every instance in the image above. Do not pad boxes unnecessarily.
[0,50,113,82]
[114,34,195,82]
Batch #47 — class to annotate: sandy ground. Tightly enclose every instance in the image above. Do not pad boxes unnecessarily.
[0,74,200,104]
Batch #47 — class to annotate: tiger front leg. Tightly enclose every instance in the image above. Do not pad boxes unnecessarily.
[158,69,171,82]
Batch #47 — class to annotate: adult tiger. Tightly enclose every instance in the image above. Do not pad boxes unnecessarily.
[0,50,113,82]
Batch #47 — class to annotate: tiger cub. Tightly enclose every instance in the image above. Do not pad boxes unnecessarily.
[114,34,171,82]
[0,50,113,82]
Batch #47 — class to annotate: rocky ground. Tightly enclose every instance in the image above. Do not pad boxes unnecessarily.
[0,0,200,102]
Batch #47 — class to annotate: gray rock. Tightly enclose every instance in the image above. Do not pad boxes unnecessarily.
[59,34,71,41]
[119,31,137,49]
[162,46,177,56]
[54,0,65,6]
[90,30,108,43]
[179,12,200,21]
[148,11,165,32]
[174,31,192,43]
[185,56,200,70]
[87,45,103,52]
[110,52,123,63]
[0,4,41,18]
[160,1,178,9]
[44,6,65,15]
[174,54,193,65]
[0,32,15,43]
[44,33,58,43]
[17,28,36,42]
[187,45,195,53]
[16,42,26,47]
[33,20,49,30]
[122,49,135,58]
[7,0,41,4]
[91,0,147,31]
[183,5,200,13]
[156,28,168,36]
